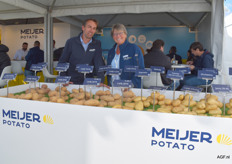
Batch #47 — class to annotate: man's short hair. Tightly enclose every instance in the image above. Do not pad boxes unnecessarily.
[82,18,98,27]
[170,46,177,53]
[152,39,164,50]
[34,41,40,46]
[190,42,204,51]
[23,42,28,45]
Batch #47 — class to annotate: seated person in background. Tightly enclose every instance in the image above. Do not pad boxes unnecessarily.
[107,23,144,88]
[180,42,214,87]
[186,49,194,62]
[0,44,11,77]
[166,46,182,64]
[53,47,64,61]
[24,41,44,76]
[144,39,179,90]
[13,42,28,60]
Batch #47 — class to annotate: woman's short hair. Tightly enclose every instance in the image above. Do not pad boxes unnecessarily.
[111,24,128,37]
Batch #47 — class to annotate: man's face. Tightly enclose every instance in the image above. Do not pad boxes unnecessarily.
[82,20,97,40]
[191,48,200,56]
[112,30,127,45]
[22,44,28,51]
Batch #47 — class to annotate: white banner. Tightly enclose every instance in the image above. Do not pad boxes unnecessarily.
[0,84,232,164]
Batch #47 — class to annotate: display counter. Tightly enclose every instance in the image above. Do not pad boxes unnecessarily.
[0,83,232,164]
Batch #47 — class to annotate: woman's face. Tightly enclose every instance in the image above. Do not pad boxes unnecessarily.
[112,30,127,45]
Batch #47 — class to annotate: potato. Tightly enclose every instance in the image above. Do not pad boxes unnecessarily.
[164,99,172,105]
[24,93,32,100]
[205,104,218,111]
[143,100,150,108]
[99,100,107,106]
[207,98,218,105]
[108,101,121,107]
[76,93,85,100]
[135,101,144,111]
[178,94,184,101]
[125,102,135,108]
[195,109,206,114]
[157,107,171,113]
[172,106,184,113]
[113,93,121,100]
[32,93,39,100]
[184,94,193,100]
[48,90,58,97]
[70,98,78,104]
[72,88,79,94]
[95,90,105,96]
[149,98,158,105]
[41,84,48,89]
[161,105,173,111]
[172,99,181,107]
[207,94,218,100]
[226,103,231,108]
[112,105,122,109]
[122,106,134,110]
[123,90,134,98]
[40,97,49,102]
[151,91,160,99]
[61,87,67,92]
[158,94,165,101]
[123,97,133,103]
[75,100,85,105]
[50,96,58,102]
[158,101,165,106]
[133,96,146,102]
[227,109,232,115]
[197,102,206,109]
[216,101,223,108]
[18,93,26,99]
[209,108,222,115]
[84,99,100,106]
[101,95,114,102]
[104,90,111,95]
[7,93,15,98]
[94,95,100,100]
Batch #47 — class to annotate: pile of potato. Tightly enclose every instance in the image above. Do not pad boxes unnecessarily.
[3,84,232,118]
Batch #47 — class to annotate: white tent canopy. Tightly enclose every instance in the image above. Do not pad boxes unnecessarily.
[0,0,224,79]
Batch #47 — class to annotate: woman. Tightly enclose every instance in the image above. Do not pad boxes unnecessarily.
[107,24,144,88]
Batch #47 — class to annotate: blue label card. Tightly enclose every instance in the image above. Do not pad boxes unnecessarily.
[198,70,215,80]
[55,63,69,71]
[212,84,231,93]
[135,69,151,77]
[202,68,218,75]
[166,70,184,80]
[25,76,40,82]
[2,73,17,80]
[38,62,47,68]
[229,68,232,75]
[55,76,71,84]
[83,78,101,86]
[76,65,93,73]
[149,86,168,90]
[98,65,111,72]
[175,67,191,74]
[30,64,43,71]
[106,68,122,75]
[181,85,203,92]
[113,80,132,88]
[124,65,138,72]
[150,66,165,73]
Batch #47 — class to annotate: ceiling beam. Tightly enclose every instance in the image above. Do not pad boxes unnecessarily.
[193,12,209,30]
[0,0,47,15]
[166,12,191,28]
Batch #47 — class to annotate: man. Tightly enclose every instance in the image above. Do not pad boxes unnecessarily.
[181,42,214,86]
[24,41,44,76]
[166,46,182,64]
[0,44,11,77]
[144,39,179,90]
[13,42,28,60]
[59,18,105,84]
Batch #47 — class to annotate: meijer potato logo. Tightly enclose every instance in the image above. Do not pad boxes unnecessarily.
[151,127,212,151]
[2,109,53,128]
[217,134,232,145]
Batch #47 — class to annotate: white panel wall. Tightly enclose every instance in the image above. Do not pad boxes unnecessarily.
[1,23,70,59]
[70,24,82,38]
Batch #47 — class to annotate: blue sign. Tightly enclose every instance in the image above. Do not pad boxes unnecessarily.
[25,76,40,82]
[166,70,184,80]
[83,78,101,86]
[124,65,138,72]
[30,64,43,71]
[55,63,69,72]
[175,67,191,74]
[135,69,151,77]
[150,66,165,73]
[181,85,203,92]
[38,62,47,68]
[229,67,232,75]
[212,84,231,93]
[2,73,17,80]
[98,65,111,72]
[113,80,132,88]
[149,86,168,90]
[106,68,122,75]
[198,70,215,80]
[55,76,71,84]
[76,65,93,73]
[202,68,218,75]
